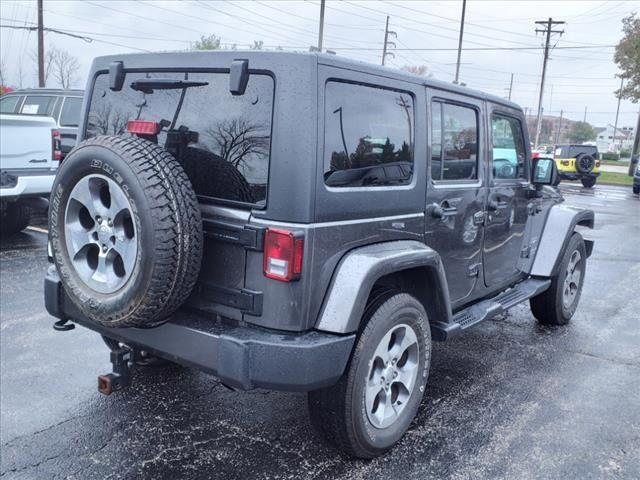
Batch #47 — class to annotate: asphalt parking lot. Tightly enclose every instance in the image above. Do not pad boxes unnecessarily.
[1,184,639,480]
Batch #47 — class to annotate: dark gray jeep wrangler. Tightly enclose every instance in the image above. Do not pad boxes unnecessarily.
[45,51,594,458]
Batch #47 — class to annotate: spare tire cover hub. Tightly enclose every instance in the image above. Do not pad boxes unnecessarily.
[64,173,137,294]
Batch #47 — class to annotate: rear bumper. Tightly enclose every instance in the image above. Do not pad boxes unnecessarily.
[0,173,56,197]
[44,268,355,391]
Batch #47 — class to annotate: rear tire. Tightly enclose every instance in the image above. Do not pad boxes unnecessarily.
[580,177,596,188]
[308,293,431,458]
[49,135,203,328]
[0,201,31,235]
[530,233,587,325]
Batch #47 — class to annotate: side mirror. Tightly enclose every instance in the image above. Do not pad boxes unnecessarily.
[229,59,249,96]
[532,157,558,187]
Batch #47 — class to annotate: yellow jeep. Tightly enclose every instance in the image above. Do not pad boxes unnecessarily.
[554,144,600,188]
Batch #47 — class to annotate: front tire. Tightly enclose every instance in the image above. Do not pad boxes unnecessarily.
[530,233,587,325]
[308,293,431,458]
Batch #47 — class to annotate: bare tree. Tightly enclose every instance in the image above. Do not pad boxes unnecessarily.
[51,48,80,88]
[30,46,79,88]
[30,47,55,86]
[88,102,129,136]
[206,119,270,170]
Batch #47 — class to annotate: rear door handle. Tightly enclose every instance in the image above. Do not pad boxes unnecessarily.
[429,203,458,219]
[488,199,508,211]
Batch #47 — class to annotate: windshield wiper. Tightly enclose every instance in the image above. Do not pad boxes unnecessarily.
[130,78,209,93]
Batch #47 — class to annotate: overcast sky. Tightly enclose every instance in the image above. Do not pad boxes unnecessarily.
[1,0,638,127]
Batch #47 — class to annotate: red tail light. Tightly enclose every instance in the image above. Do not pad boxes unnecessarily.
[263,228,303,282]
[52,129,62,161]
[532,152,540,159]
[126,120,159,135]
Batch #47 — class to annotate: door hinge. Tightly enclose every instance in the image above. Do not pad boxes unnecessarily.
[520,245,531,258]
[467,263,481,277]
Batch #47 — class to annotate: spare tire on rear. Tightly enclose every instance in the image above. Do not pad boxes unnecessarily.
[575,154,595,174]
[48,135,203,328]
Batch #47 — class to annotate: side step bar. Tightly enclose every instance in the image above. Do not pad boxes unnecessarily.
[431,278,551,340]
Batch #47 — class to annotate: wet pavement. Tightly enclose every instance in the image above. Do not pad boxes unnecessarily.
[1,184,639,479]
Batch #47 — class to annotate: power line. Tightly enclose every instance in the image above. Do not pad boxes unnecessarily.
[325,45,615,51]
[0,22,152,52]
[1,23,92,42]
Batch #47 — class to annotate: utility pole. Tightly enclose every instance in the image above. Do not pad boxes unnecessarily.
[317,0,325,52]
[534,17,565,149]
[628,111,640,176]
[555,109,563,144]
[37,0,44,87]
[583,106,588,123]
[454,0,467,84]
[381,16,396,66]
[507,73,514,100]
[613,76,624,152]
[397,96,413,145]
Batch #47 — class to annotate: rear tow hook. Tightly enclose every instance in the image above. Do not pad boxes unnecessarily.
[98,346,140,395]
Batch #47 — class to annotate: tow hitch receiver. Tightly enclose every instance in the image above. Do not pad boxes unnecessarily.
[98,347,138,395]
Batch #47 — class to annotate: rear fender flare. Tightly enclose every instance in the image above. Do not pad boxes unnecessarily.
[315,240,452,334]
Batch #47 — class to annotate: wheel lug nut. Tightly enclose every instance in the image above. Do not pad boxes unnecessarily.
[102,245,107,253]
[108,220,113,227]
[393,371,398,378]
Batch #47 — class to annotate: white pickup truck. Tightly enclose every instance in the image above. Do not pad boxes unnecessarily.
[0,113,61,234]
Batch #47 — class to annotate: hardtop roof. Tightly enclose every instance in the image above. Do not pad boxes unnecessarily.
[89,50,521,112]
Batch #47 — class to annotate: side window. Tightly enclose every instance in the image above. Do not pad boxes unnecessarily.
[431,102,478,181]
[491,114,526,180]
[0,95,21,113]
[21,96,56,115]
[324,81,414,188]
[60,97,82,127]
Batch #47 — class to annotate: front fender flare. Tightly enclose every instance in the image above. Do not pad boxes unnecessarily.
[315,240,451,334]
[530,204,594,278]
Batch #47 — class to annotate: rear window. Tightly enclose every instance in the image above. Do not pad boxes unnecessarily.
[86,71,274,207]
[60,97,82,127]
[21,95,56,115]
[323,81,414,188]
[0,95,21,113]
